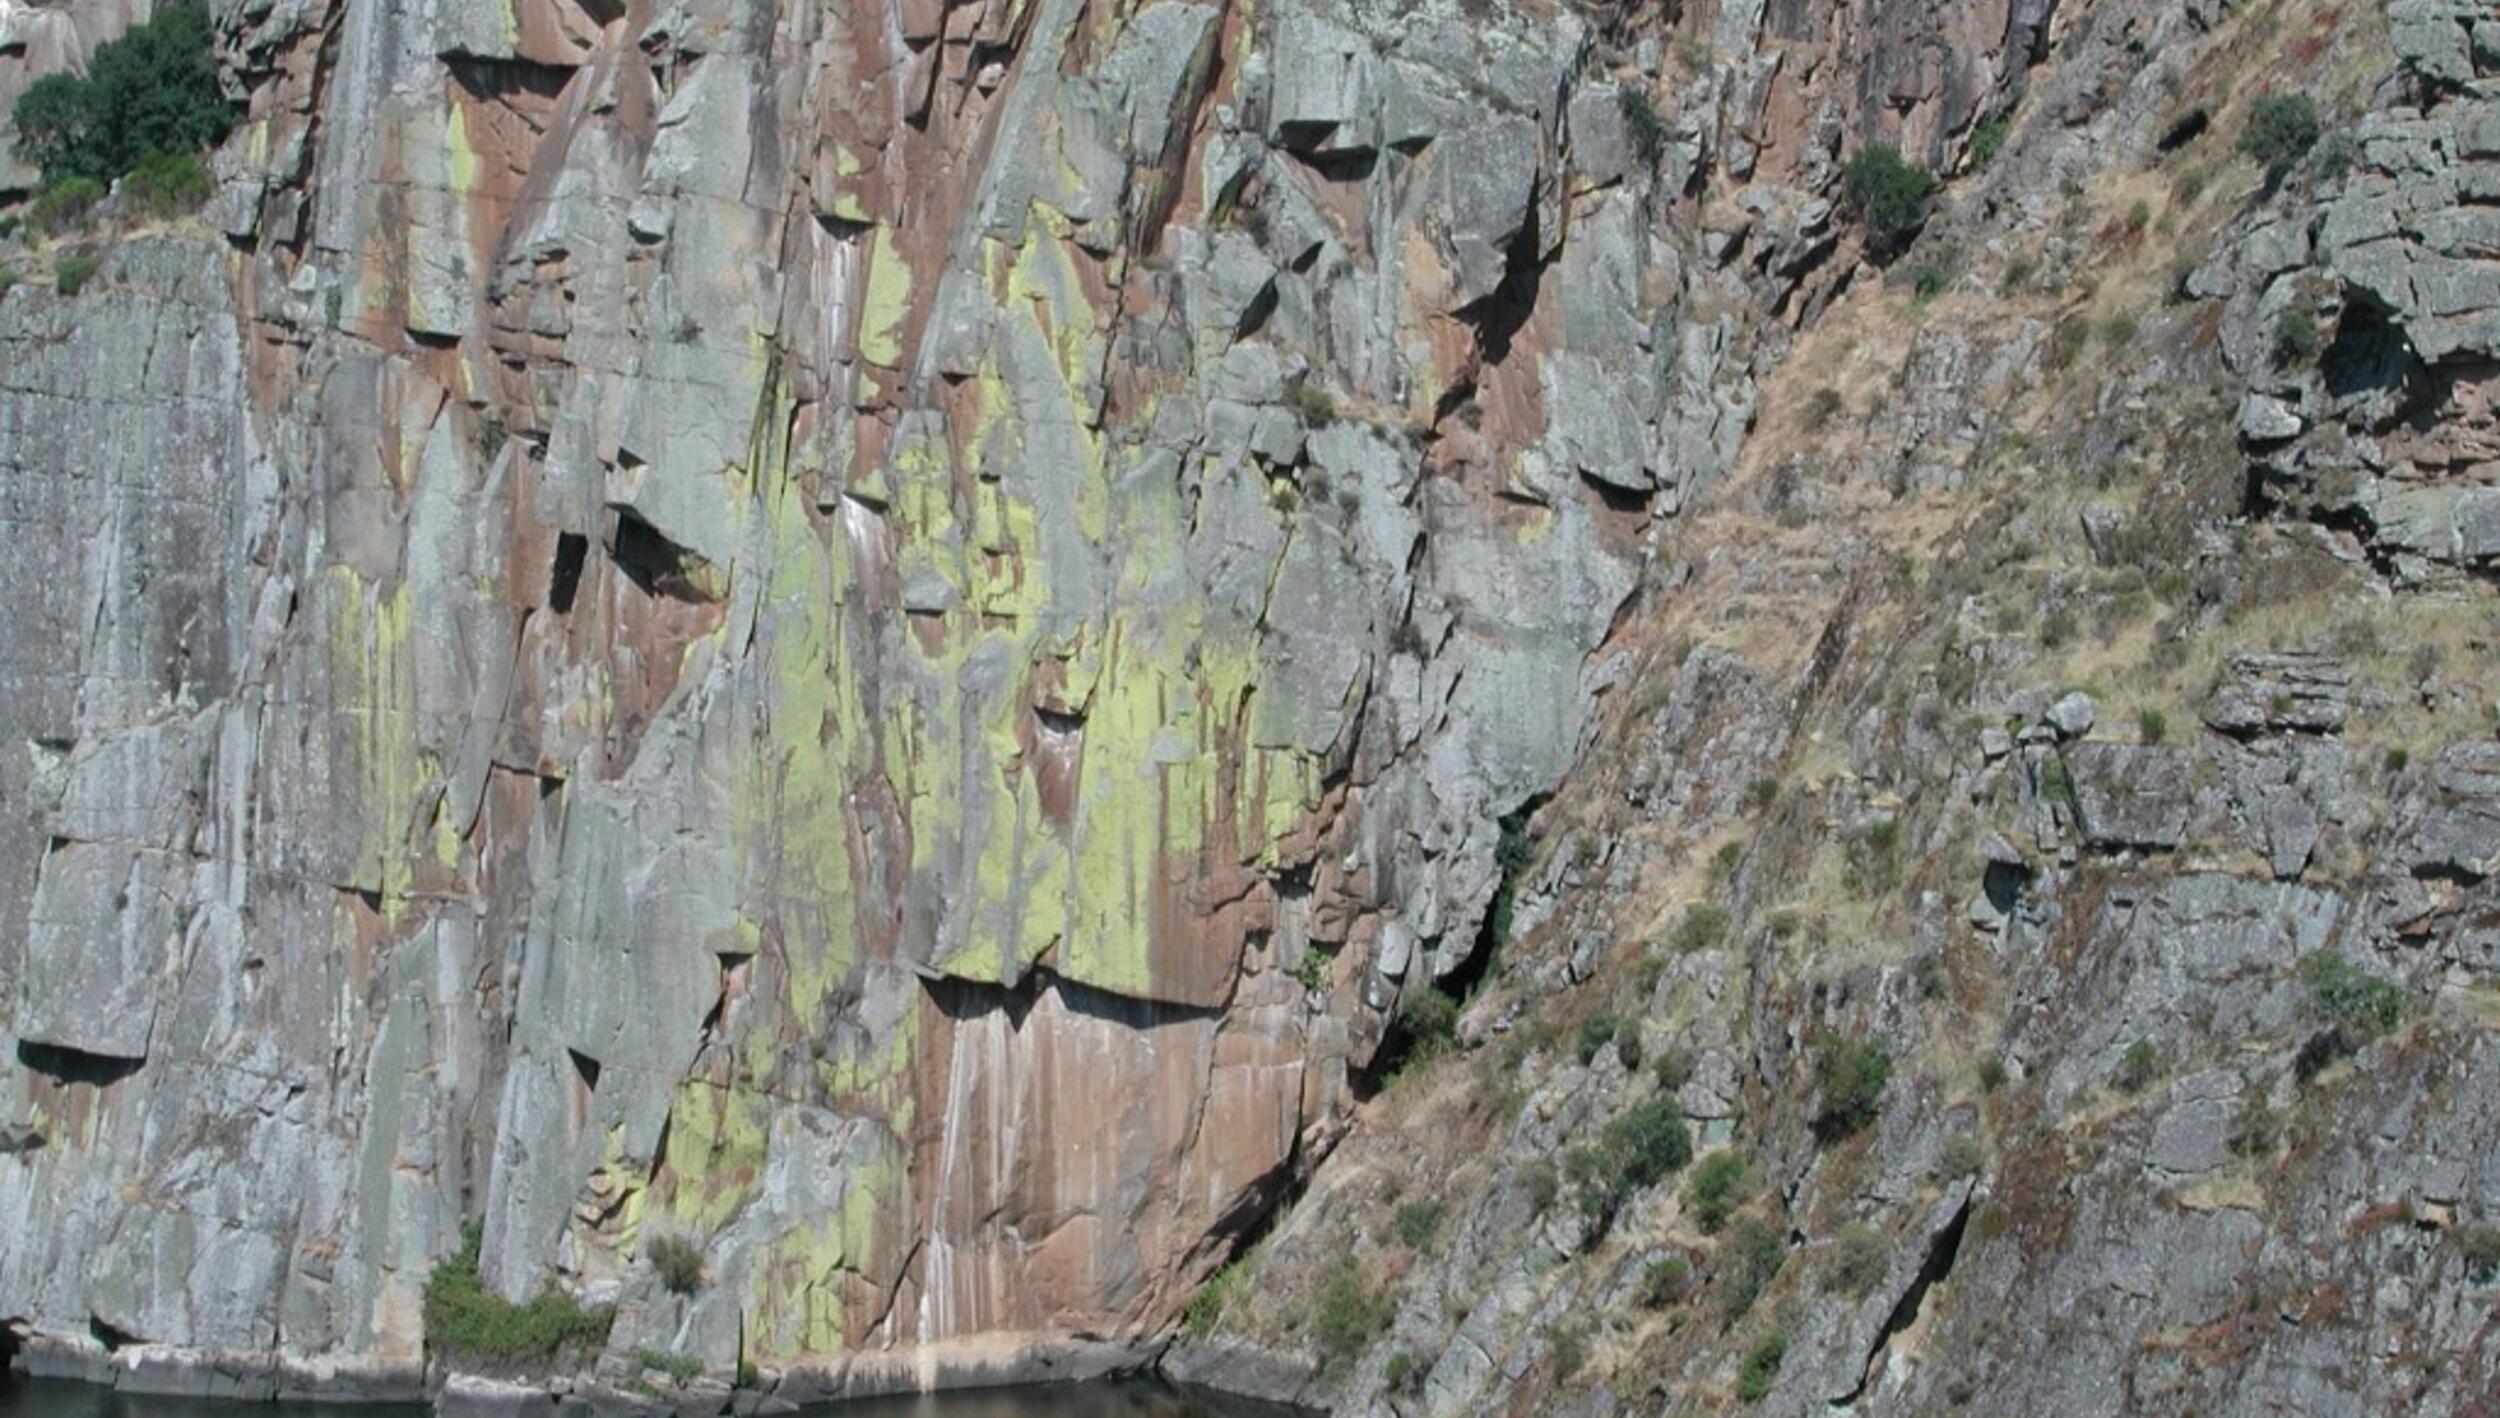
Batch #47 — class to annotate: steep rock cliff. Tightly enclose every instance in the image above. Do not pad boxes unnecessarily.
[3,0,2498,1414]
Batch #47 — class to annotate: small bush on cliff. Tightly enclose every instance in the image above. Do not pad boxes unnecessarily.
[1182,1260,1240,1339]
[1483,811,1534,953]
[1686,1151,1750,1234]
[2273,308,2321,368]
[1572,1095,1694,1223]
[646,1232,704,1295]
[1812,1032,1891,1140]
[2239,93,2321,179]
[1672,902,1731,954]
[422,1222,615,1368]
[26,177,102,237]
[2459,1226,2500,1284]
[1828,1223,1889,1296]
[2114,1038,2159,1094]
[1396,982,1459,1055]
[1619,85,1666,171]
[2301,951,2403,1041]
[1311,1257,1392,1365]
[1577,1010,1624,1065]
[53,251,99,297]
[1968,115,2010,168]
[631,1347,703,1385]
[1393,1198,1445,1250]
[13,3,234,187]
[1840,144,1935,254]
[125,149,212,220]
[1719,1218,1786,1321]
[1639,1255,1694,1308]
[1735,1330,1787,1402]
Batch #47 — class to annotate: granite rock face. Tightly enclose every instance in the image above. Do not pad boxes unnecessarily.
[0,0,1767,1392]
[5,0,2499,1414]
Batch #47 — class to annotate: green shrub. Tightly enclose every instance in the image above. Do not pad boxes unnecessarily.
[1686,1151,1750,1234]
[2460,1225,2500,1284]
[646,1232,703,1295]
[2115,1038,2159,1094]
[632,1347,703,1385]
[1182,1260,1240,1339]
[1806,387,1844,432]
[1910,263,1951,302]
[54,251,99,297]
[1619,85,1666,171]
[1639,1255,1693,1308]
[1735,1331,1787,1402]
[2384,746,2410,773]
[1673,903,1732,954]
[1977,1058,2009,1093]
[1520,1159,1559,1213]
[125,149,212,220]
[1614,1017,1644,1072]
[1284,377,1337,428]
[2273,308,2320,368]
[1914,953,1947,1000]
[2238,93,2321,176]
[1396,983,1461,1060]
[2137,707,2169,744]
[1577,1010,1624,1065]
[27,176,103,236]
[1312,1256,1392,1364]
[1652,1045,1692,1092]
[1812,1032,1892,1140]
[1548,1327,1586,1380]
[1573,1095,1694,1223]
[1969,115,2010,168]
[1939,1134,1986,1178]
[1841,144,1936,251]
[13,4,235,186]
[2301,952,2403,1040]
[1719,1218,1785,1320]
[2049,315,2092,370]
[1608,1095,1694,1188]
[1384,1349,1421,1394]
[2313,131,2358,184]
[2099,311,2139,349]
[422,1222,616,1368]
[1829,1223,1889,1296]
[2227,1089,2278,1158]
[1485,812,1533,951]
[1393,1198,1444,1250]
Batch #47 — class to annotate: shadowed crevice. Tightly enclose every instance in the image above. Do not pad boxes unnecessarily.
[16,1040,144,1089]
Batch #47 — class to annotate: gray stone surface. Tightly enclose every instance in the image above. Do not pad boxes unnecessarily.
[3,5,2497,1418]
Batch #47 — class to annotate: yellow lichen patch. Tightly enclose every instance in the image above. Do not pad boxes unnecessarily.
[322,564,421,911]
[659,1080,769,1234]
[741,1124,907,1362]
[857,225,912,368]
[726,409,864,1022]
